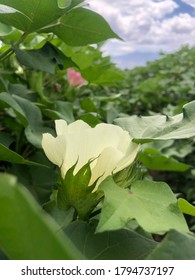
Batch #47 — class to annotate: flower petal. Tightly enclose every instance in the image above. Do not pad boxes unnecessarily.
[55,119,68,135]
[114,143,140,173]
[42,120,140,190]
[90,147,123,190]
[42,133,66,167]
[67,120,91,133]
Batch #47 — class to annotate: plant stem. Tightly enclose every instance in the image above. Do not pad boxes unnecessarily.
[89,208,101,219]
[0,32,28,63]
[72,209,78,222]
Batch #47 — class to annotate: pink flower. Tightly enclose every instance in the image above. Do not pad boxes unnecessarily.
[67,68,86,87]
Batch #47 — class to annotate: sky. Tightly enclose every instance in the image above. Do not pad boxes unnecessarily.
[87,0,195,68]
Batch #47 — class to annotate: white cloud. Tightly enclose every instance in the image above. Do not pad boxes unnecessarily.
[181,0,195,8]
[88,0,178,37]
[87,0,195,67]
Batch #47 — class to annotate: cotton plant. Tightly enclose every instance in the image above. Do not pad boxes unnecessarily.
[42,119,140,219]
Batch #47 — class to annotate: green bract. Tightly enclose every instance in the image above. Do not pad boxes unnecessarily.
[42,120,140,190]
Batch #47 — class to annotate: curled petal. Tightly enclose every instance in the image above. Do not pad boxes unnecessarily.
[42,134,66,167]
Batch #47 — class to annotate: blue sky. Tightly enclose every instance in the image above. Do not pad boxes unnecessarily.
[88,0,195,68]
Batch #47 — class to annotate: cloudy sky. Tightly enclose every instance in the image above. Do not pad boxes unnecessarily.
[87,0,195,68]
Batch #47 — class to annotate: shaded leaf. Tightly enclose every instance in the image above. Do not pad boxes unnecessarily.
[0,174,82,259]
[55,101,75,123]
[97,177,188,234]
[0,92,27,126]
[146,230,195,259]
[78,113,102,127]
[64,220,157,260]
[13,94,42,127]
[0,22,13,36]
[115,101,195,143]
[139,148,190,171]
[8,150,57,204]
[13,42,76,74]
[0,143,46,167]
[0,92,53,147]
[0,132,13,147]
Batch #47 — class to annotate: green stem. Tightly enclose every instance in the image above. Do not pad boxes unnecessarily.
[71,209,78,222]
[0,48,14,61]
[0,32,28,63]
[88,208,101,219]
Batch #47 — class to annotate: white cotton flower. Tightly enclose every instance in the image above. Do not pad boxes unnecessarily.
[42,120,140,190]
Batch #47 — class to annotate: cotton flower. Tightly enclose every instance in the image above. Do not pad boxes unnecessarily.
[67,68,86,87]
[42,120,140,190]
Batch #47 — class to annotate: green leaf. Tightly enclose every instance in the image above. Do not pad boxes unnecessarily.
[115,101,195,143]
[0,0,67,32]
[0,92,53,147]
[0,92,27,126]
[42,8,120,46]
[78,114,102,127]
[13,95,43,128]
[81,97,97,113]
[0,143,46,166]
[12,95,55,148]
[178,198,195,216]
[57,0,72,9]
[55,101,75,123]
[13,42,76,74]
[97,177,188,234]
[9,151,57,204]
[0,174,82,259]
[0,22,13,36]
[0,132,13,147]
[146,230,195,259]
[139,148,190,171]
[64,220,157,260]
[93,69,125,86]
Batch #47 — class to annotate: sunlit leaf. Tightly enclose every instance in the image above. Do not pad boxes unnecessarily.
[42,8,120,46]
[57,0,72,9]
[0,0,66,32]
[97,177,188,234]
[115,101,195,143]
[178,198,195,216]
[0,4,20,14]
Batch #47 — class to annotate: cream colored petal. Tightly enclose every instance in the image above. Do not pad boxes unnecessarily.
[55,119,68,135]
[90,147,123,190]
[42,133,66,167]
[114,143,140,173]
[61,123,134,175]
[60,125,120,177]
[67,120,91,133]
[91,123,130,151]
